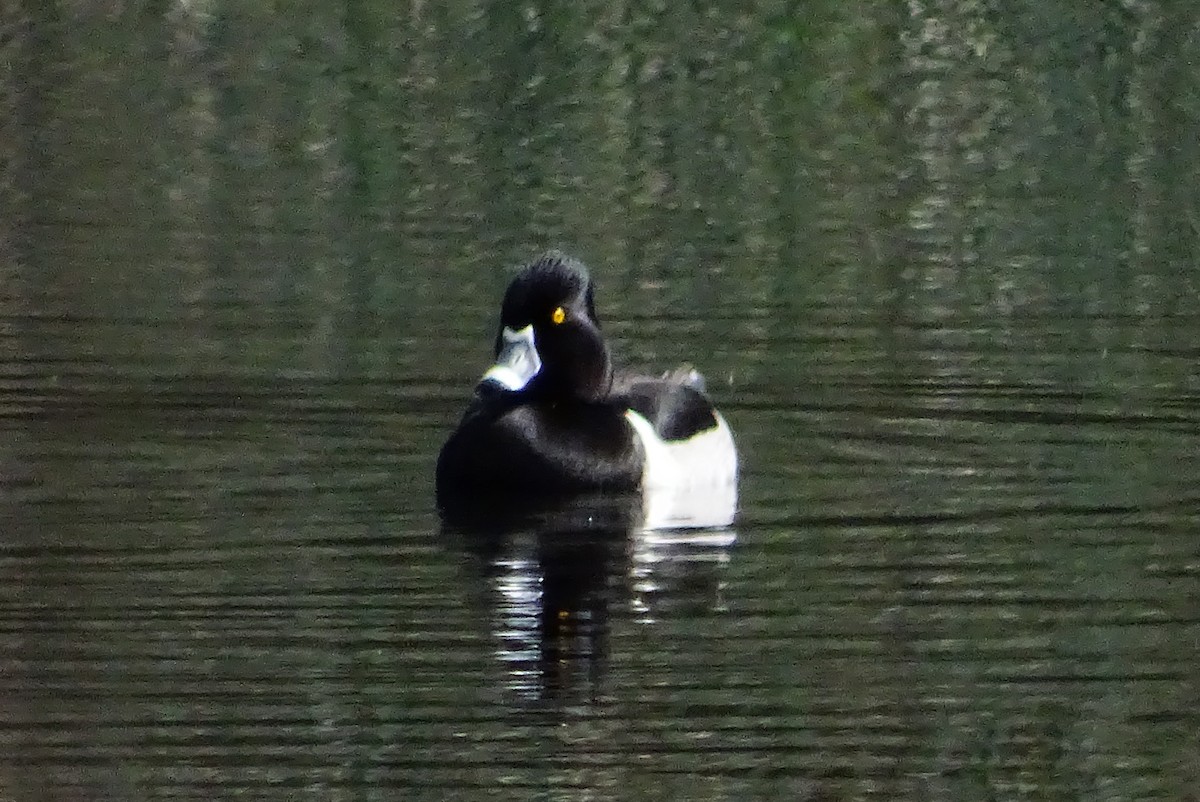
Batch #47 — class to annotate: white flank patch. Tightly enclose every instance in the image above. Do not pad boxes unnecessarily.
[624,409,738,530]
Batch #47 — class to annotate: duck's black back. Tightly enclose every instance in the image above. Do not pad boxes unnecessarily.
[620,379,721,442]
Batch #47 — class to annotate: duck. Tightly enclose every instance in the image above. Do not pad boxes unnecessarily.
[435,251,737,512]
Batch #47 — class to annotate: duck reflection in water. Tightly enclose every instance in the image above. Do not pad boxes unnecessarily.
[442,491,736,706]
[437,252,738,705]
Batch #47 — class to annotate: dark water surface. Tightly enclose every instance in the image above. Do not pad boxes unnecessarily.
[3,3,1200,800]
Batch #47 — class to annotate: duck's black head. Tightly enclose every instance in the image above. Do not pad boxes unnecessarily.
[480,252,612,403]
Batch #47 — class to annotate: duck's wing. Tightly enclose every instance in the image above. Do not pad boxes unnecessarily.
[617,370,722,443]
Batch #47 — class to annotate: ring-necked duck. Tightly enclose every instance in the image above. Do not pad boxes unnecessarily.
[436,252,737,513]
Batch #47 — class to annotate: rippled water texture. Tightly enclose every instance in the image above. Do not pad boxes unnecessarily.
[2,3,1199,800]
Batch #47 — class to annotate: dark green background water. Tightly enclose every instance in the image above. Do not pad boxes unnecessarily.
[3,2,1200,800]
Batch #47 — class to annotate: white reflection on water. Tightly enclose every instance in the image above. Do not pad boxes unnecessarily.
[492,556,544,694]
[630,528,736,625]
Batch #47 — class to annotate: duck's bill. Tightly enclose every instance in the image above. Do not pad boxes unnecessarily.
[480,324,541,392]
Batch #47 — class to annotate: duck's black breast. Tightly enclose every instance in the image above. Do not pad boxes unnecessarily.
[435,398,643,499]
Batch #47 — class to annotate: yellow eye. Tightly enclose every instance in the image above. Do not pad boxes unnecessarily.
[551,306,566,325]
